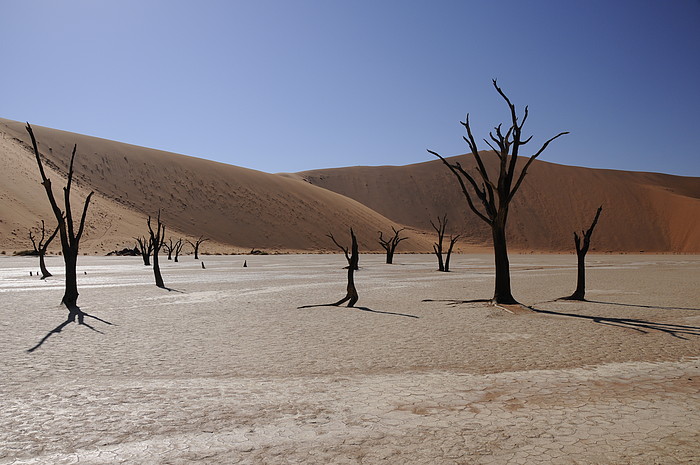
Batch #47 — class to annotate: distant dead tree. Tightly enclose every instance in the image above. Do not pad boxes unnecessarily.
[173,238,184,262]
[327,229,359,307]
[26,123,94,314]
[135,236,153,266]
[430,215,460,272]
[565,206,603,301]
[29,220,59,279]
[429,80,568,304]
[378,226,407,264]
[163,238,174,260]
[187,236,208,259]
[147,211,166,288]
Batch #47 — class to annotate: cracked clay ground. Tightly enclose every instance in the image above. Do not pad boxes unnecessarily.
[1,254,698,464]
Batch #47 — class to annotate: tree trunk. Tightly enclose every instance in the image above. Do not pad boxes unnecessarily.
[492,224,516,304]
[434,245,445,271]
[569,252,587,300]
[62,251,79,309]
[153,249,164,288]
[385,249,394,264]
[39,253,52,279]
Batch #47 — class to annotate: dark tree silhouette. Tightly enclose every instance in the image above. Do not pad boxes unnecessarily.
[147,211,166,288]
[378,226,407,264]
[163,238,174,260]
[173,238,184,262]
[187,236,208,259]
[327,229,359,307]
[430,215,460,272]
[27,123,94,315]
[135,236,153,266]
[565,206,603,301]
[29,220,59,279]
[429,80,568,304]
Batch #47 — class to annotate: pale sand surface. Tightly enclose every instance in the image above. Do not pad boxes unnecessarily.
[1,254,698,464]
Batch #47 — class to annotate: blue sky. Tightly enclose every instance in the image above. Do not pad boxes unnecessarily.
[2,0,699,176]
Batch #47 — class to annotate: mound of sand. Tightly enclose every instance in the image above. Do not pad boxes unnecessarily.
[294,153,700,253]
[0,119,434,254]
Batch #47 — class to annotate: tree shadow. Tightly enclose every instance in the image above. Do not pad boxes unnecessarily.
[158,285,185,293]
[584,299,700,312]
[527,305,700,340]
[298,304,418,319]
[422,298,492,306]
[27,304,115,353]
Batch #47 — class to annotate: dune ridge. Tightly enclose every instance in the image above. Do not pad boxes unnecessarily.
[1,118,698,254]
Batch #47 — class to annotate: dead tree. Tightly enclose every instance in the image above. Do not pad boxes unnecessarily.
[187,236,208,259]
[163,238,174,260]
[173,238,184,262]
[378,226,407,264]
[429,80,568,304]
[135,236,153,266]
[147,211,166,288]
[327,229,359,307]
[430,215,460,272]
[29,220,59,279]
[27,123,94,315]
[566,206,603,301]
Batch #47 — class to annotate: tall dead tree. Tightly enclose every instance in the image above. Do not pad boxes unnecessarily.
[27,123,94,314]
[430,215,460,272]
[173,238,184,262]
[29,220,59,279]
[147,211,166,288]
[378,226,407,264]
[566,206,603,301]
[429,80,568,304]
[327,229,359,307]
[187,236,208,259]
[135,236,153,266]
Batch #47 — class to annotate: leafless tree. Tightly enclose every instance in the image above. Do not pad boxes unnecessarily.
[26,123,94,316]
[565,206,603,301]
[173,238,184,262]
[430,215,460,272]
[327,229,359,307]
[163,238,174,260]
[378,226,407,264]
[187,236,208,259]
[135,236,153,266]
[429,80,568,304]
[29,220,59,279]
[147,211,166,288]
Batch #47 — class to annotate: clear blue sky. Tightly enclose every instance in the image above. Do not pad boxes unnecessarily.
[2,0,699,176]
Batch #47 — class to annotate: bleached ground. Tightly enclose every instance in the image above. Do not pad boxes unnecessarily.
[1,253,698,464]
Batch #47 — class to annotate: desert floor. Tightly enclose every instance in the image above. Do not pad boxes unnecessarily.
[1,253,698,464]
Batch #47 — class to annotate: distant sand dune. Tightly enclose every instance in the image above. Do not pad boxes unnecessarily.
[1,117,698,254]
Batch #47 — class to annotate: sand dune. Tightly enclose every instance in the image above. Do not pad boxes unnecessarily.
[0,118,434,254]
[1,117,697,254]
[295,153,700,253]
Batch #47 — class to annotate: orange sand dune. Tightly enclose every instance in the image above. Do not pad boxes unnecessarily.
[295,153,700,253]
[0,118,434,254]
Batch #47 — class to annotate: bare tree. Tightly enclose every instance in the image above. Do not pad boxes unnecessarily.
[327,229,359,307]
[429,80,568,304]
[378,226,407,264]
[29,220,59,279]
[430,215,460,272]
[187,236,208,259]
[163,238,174,260]
[26,123,94,315]
[173,238,184,262]
[135,236,153,266]
[147,211,166,288]
[565,206,603,301]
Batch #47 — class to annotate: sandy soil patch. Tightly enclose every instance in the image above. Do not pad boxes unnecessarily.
[1,254,698,464]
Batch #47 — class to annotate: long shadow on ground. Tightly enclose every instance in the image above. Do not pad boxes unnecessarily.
[298,304,419,319]
[27,305,115,353]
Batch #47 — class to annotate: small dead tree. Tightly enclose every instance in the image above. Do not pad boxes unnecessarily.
[566,206,603,301]
[429,80,568,304]
[187,236,208,259]
[27,123,94,314]
[135,236,153,266]
[430,215,460,272]
[29,220,59,279]
[327,229,359,307]
[163,238,174,260]
[378,226,407,264]
[173,238,184,262]
[147,211,166,288]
